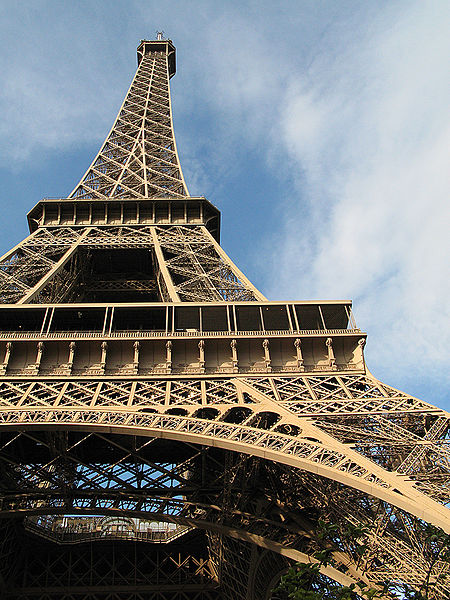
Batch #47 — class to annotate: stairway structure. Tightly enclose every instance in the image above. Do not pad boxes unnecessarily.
[0,37,448,600]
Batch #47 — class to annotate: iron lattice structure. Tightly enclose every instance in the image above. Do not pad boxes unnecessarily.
[0,38,448,600]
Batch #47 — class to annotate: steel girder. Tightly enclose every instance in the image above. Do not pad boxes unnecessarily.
[68,51,188,200]
[0,226,263,305]
[0,373,448,597]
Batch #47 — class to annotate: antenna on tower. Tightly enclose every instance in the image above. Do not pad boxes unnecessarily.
[156,31,165,41]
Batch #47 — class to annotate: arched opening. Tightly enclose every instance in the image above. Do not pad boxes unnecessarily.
[222,406,253,424]
[192,407,220,420]
[248,411,281,430]
[165,407,188,416]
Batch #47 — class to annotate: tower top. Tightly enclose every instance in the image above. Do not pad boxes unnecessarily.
[137,38,176,77]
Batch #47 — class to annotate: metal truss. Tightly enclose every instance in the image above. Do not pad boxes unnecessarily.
[0,225,264,304]
[0,374,447,515]
[0,228,84,304]
[0,373,448,596]
[0,426,447,598]
[69,44,188,199]
[0,37,449,599]
[153,226,264,302]
[6,527,219,599]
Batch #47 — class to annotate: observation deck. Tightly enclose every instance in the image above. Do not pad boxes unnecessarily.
[137,38,176,76]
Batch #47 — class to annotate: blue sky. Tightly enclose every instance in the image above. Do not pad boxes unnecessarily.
[0,0,448,409]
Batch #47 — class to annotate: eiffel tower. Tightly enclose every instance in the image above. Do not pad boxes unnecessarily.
[0,36,448,600]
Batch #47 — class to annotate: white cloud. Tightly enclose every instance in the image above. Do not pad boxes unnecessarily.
[264,2,450,398]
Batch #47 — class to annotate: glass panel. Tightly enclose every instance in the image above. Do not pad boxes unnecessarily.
[175,307,200,331]
[320,304,350,329]
[202,307,228,331]
[261,306,290,330]
[235,306,261,331]
[294,305,323,330]
[50,308,106,332]
[112,307,166,331]
[0,308,46,332]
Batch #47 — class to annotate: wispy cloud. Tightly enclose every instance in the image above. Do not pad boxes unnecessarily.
[263,2,450,396]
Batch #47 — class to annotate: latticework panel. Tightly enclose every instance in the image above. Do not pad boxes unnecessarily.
[83,226,156,247]
[4,528,219,599]
[154,226,263,301]
[0,224,264,304]
[0,228,83,304]
[0,374,447,509]
[251,549,290,600]
[217,536,254,599]
[69,51,188,199]
[0,431,447,598]
[0,520,18,594]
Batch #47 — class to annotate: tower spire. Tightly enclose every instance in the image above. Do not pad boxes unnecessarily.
[69,39,188,199]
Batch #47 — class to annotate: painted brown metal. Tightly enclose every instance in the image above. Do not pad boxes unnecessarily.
[0,38,448,600]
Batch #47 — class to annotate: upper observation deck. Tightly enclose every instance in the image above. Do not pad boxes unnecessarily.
[137,38,176,77]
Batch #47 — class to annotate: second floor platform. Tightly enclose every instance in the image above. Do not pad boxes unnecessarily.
[0,301,365,377]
